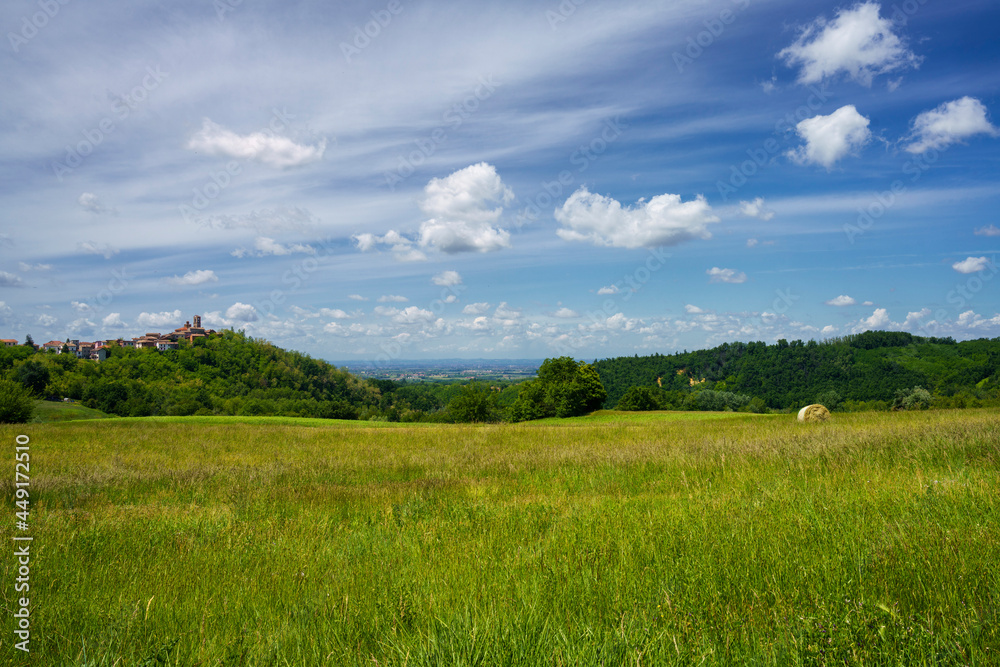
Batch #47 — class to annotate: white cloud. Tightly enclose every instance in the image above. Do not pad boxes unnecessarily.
[70,301,91,312]
[352,230,427,262]
[347,294,368,301]
[165,269,219,286]
[431,270,462,287]
[825,295,856,306]
[684,304,705,314]
[778,2,919,86]
[553,307,579,318]
[393,306,435,324]
[463,302,491,315]
[320,308,350,319]
[102,313,127,328]
[952,256,992,274]
[821,325,838,335]
[78,192,117,215]
[555,187,718,249]
[136,310,184,329]
[855,307,891,332]
[975,225,1000,237]
[225,302,259,322]
[707,267,747,284]
[417,163,514,254]
[249,237,316,257]
[0,271,24,287]
[863,300,875,306]
[18,262,51,272]
[78,241,118,258]
[787,105,871,169]
[739,197,774,221]
[37,314,57,327]
[494,302,522,322]
[597,285,620,295]
[378,295,408,303]
[746,238,759,248]
[186,118,326,168]
[904,97,999,154]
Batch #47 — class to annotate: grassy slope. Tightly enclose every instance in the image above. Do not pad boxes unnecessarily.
[31,400,109,423]
[1,410,997,665]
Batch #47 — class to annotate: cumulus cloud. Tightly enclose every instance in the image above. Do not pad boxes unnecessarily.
[746,238,759,248]
[778,2,919,86]
[78,192,117,215]
[707,267,747,284]
[463,302,491,315]
[78,241,118,258]
[417,163,514,254]
[137,310,184,328]
[102,313,127,328]
[825,295,857,306]
[684,304,705,314]
[787,105,871,169]
[975,225,1000,237]
[70,301,91,312]
[0,271,24,287]
[320,308,350,319]
[904,97,999,154]
[739,197,774,221]
[18,262,51,272]
[854,307,891,332]
[353,231,427,262]
[165,269,219,286]
[597,285,620,295]
[553,307,579,318]
[347,294,368,301]
[378,295,408,303]
[225,302,258,322]
[186,118,326,168]
[555,187,718,249]
[431,270,462,287]
[952,256,993,274]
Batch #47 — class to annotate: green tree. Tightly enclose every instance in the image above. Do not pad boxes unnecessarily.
[448,382,501,423]
[510,357,606,421]
[23,334,34,348]
[14,360,50,395]
[616,385,663,411]
[892,386,932,411]
[0,378,35,423]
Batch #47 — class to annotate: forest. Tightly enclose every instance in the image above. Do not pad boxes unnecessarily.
[592,331,1000,412]
[3,329,1000,424]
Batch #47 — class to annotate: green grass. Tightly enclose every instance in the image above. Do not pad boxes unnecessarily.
[30,400,109,423]
[1,410,998,665]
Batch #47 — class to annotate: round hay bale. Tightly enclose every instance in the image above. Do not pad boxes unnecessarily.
[797,404,831,422]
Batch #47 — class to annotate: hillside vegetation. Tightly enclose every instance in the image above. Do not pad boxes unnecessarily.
[593,331,1000,412]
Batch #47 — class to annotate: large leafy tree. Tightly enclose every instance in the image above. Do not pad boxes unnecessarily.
[510,357,606,421]
[14,360,50,395]
[0,378,35,423]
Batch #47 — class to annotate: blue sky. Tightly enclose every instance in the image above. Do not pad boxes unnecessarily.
[2,0,999,364]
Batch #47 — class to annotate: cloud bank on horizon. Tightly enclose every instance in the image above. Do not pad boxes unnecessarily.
[1,0,999,363]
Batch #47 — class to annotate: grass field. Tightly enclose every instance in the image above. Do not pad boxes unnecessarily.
[30,400,109,424]
[1,409,998,665]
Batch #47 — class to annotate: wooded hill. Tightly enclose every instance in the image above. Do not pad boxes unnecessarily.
[592,331,1000,411]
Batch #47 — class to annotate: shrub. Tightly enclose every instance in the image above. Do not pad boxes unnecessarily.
[0,378,35,423]
[892,386,933,411]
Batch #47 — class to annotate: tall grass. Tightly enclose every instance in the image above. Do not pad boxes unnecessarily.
[1,410,997,665]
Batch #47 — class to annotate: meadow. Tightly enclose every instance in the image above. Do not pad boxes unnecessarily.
[1,409,997,665]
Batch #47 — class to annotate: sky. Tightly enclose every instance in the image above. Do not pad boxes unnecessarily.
[2,0,999,365]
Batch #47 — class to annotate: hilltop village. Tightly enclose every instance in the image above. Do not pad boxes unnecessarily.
[3,315,216,362]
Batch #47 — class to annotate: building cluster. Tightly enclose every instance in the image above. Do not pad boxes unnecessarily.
[9,315,215,362]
